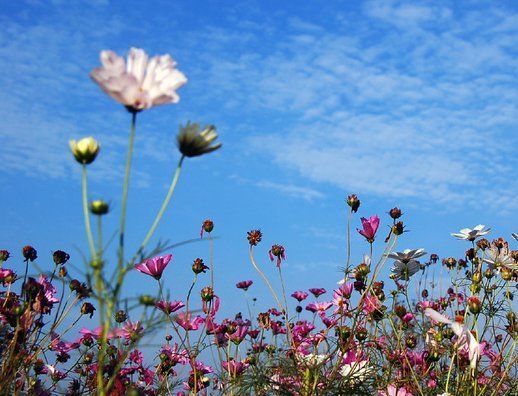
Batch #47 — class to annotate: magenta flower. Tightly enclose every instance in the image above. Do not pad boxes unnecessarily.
[174,312,204,331]
[236,280,253,290]
[291,291,309,302]
[222,359,249,375]
[309,288,327,298]
[357,215,380,243]
[155,300,185,315]
[305,301,333,313]
[135,254,172,280]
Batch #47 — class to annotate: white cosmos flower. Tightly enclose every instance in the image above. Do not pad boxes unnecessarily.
[388,249,426,281]
[424,308,481,370]
[297,353,328,366]
[512,233,518,241]
[339,359,369,383]
[90,47,187,112]
[483,249,517,270]
[451,225,491,241]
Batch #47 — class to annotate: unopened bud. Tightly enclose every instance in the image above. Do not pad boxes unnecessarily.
[346,194,361,213]
[90,200,109,215]
[467,296,482,314]
[389,207,402,219]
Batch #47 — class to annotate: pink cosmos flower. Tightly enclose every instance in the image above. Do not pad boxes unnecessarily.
[174,312,205,331]
[305,301,333,313]
[222,359,249,375]
[309,288,326,297]
[269,244,286,267]
[378,384,413,396]
[362,294,381,315]
[90,48,187,112]
[135,254,172,280]
[357,215,380,243]
[236,280,253,290]
[79,326,123,340]
[155,300,185,315]
[291,291,309,302]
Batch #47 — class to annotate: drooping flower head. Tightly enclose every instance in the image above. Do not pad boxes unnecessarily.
[177,122,222,157]
[269,244,285,267]
[357,215,380,243]
[135,254,172,280]
[90,47,187,112]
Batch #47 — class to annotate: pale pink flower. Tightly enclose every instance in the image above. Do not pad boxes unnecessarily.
[424,308,481,369]
[174,312,204,331]
[357,215,380,243]
[305,301,333,313]
[90,47,187,112]
[378,384,413,396]
[135,254,172,280]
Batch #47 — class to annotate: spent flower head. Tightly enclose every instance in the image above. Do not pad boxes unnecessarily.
[90,47,187,112]
[269,244,286,267]
[200,219,214,238]
[346,194,360,213]
[177,122,222,157]
[247,229,262,246]
[22,245,38,262]
[69,137,100,165]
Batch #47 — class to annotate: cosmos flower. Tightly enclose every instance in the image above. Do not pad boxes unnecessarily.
[135,254,172,280]
[388,248,426,280]
[291,291,309,302]
[357,215,380,243]
[236,280,253,290]
[483,248,517,270]
[340,350,370,383]
[90,47,187,112]
[512,233,518,241]
[451,225,491,241]
[424,308,481,370]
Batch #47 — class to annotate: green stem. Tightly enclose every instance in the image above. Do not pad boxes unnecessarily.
[82,165,97,260]
[118,111,137,269]
[133,155,185,263]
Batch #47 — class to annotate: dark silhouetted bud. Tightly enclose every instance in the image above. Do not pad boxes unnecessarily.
[192,258,209,274]
[0,250,10,262]
[200,219,214,238]
[346,194,360,213]
[90,200,110,215]
[81,302,96,318]
[53,250,70,265]
[22,245,38,262]
[392,221,405,236]
[115,310,128,323]
[389,207,402,219]
[295,305,303,313]
[476,238,490,251]
[430,254,439,264]
[406,334,417,349]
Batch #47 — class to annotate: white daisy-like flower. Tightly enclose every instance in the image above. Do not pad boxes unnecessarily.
[388,249,426,281]
[339,359,369,383]
[91,47,187,112]
[297,353,328,366]
[387,248,427,262]
[483,249,517,270]
[451,225,491,241]
[512,233,518,241]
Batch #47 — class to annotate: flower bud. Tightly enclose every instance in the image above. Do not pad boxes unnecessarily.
[200,219,214,238]
[476,238,490,251]
[355,326,368,341]
[58,266,67,278]
[115,310,128,323]
[69,137,100,165]
[472,271,482,284]
[405,334,417,349]
[468,296,482,314]
[81,302,96,318]
[90,200,109,215]
[356,263,370,278]
[22,245,37,262]
[389,207,402,219]
[0,250,10,262]
[258,312,271,330]
[501,267,513,281]
[192,258,209,274]
[139,295,156,306]
[53,250,70,265]
[177,122,222,157]
[346,194,360,213]
[201,286,214,302]
[392,221,405,236]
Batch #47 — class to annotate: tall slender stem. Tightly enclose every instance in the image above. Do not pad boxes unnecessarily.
[119,111,137,268]
[134,155,185,262]
[82,165,96,260]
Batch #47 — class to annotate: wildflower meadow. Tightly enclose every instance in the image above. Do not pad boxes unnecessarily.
[1,47,517,396]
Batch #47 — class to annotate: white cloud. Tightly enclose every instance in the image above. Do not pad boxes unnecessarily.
[256,180,325,201]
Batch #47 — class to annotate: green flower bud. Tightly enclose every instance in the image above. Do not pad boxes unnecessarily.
[90,200,110,215]
[69,137,100,165]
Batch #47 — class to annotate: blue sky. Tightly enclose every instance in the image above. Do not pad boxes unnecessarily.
[1,0,517,317]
